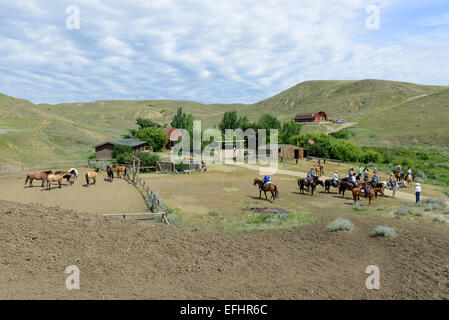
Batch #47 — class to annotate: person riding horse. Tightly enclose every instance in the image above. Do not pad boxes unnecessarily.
[307,167,315,186]
[389,173,397,188]
[260,175,271,190]
[332,171,339,187]
[350,172,358,188]
[406,167,413,181]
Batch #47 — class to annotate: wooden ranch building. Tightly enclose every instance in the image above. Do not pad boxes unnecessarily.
[294,111,328,123]
[162,127,184,149]
[94,139,148,160]
[259,144,308,159]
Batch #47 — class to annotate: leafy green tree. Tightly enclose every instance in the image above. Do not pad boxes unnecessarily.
[136,117,162,129]
[218,110,250,133]
[280,121,302,144]
[133,152,160,172]
[135,127,169,152]
[257,113,281,131]
[171,107,194,131]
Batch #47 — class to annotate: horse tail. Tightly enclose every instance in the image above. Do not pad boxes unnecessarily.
[274,185,279,198]
[124,166,127,177]
[25,174,30,185]
[85,173,89,185]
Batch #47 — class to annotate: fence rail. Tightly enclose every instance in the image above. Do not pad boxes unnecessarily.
[306,156,342,165]
[127,157,168,223]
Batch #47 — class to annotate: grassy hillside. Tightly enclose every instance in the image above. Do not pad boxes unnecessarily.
[1,79,448,167]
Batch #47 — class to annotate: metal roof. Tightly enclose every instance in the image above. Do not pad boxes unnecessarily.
[94,139,147,148]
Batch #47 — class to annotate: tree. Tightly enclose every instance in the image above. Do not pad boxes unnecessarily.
[280,121,302,144]
[135,127,169,152]
[112,145,133,159]
[123,117,163,138]
[218,110,249,132]
[171,107,193,131]
[257,113,281,131]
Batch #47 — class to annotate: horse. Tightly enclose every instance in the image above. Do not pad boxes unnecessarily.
[352,187,375,205]
[324,179,340,193]
[85,168,101,186]
[338,178,355,197]
[113,165,127,178]
[106,165,114,182]
[25,170,53,187]
[395,169,404,182]
[43,173,66,190]
[381,181,398,198]
[253,178,279,201]
[314,164,324,177]
[298,176,324,196]
[405,173,413,188]
[68,168,79,184]
[55,170,76,185]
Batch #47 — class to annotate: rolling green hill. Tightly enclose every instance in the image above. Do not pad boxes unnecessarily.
[1,79,448,167]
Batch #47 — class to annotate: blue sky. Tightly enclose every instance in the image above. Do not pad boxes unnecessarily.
[0,0,448,104]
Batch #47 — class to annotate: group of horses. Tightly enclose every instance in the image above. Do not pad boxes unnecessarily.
[25,169,79,190]
[253,169,409,205]
[24,164,128,190]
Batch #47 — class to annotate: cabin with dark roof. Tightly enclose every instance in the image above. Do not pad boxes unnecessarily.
[94,139,148,160]
[294,111,328,123]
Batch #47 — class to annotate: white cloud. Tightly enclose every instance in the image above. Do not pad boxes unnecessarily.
[0,0,447,104]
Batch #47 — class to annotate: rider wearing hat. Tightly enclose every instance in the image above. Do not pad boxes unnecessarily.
[307,167,315,185]
[333,170,339,187]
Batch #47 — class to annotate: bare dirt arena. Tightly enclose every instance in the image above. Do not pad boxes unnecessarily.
[0,168,448,299]
[0,169,147,214]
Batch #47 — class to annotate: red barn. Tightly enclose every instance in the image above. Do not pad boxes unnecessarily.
[294,111,328,123]
[163,127,184,149]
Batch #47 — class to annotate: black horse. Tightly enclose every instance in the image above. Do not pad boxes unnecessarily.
[298,176,324,196]
[324,179,340,193]
[106,165,114,182]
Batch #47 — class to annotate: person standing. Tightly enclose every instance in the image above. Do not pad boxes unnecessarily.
[415,183,422,203]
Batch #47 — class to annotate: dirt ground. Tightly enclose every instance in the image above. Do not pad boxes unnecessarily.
[1,165,448,299]
[0,199,448,299]
[0,169,147,215]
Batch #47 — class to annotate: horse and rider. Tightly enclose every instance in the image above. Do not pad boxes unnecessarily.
[254,175,278,201]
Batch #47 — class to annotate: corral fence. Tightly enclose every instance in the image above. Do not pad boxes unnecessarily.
[126,157,169,224]
[155,160,201,174]
[306,156,342,165]
[0,159,123,175]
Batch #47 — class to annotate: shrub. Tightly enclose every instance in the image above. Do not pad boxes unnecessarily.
[433,216,446,223]
[361,150,382,164]
[376,206,386,211]
[414,177,425,183]
[112,145,133,159]
[133,152,160,172]
[327,218,354,232]
[442,208,449,215]
[396,206,411,216]
[414,210,424,216]
[416,170,427,180]
[445,189,449,197]
[175,161,189,172]
[352,203,368,211]
[166,213,180,226]
[87,152,97,159]
[420,198,447,211]
[373,225,397,238]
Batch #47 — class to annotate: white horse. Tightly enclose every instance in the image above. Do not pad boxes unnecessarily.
[68,168,79,184]
[382,181,398,198]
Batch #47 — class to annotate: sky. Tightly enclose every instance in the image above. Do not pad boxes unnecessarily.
[0,0,448,104]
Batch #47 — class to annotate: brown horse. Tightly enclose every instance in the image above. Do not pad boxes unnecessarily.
[253,178,279,201]
[85,168,101,186]
[314,165,324,177]
[352,187,375,205]
[106,164,114,182]
[43,173,66,190]
[55,170,75,185]
[25,170,53,187]
[298,176,324,196]
[113,165,127,178]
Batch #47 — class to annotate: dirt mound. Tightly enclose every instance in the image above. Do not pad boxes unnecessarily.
[0,200,448,299]
[246,207,291,214]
